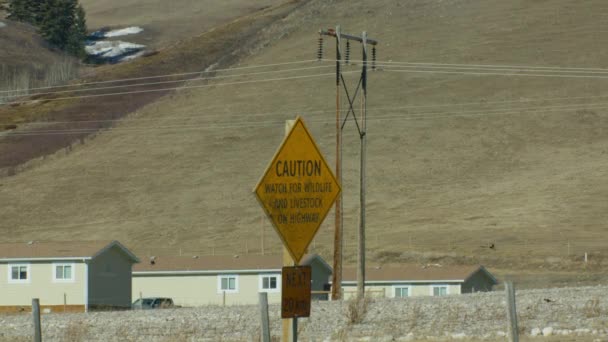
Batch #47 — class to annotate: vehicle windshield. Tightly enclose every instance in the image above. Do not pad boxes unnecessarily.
[133,299,155,306]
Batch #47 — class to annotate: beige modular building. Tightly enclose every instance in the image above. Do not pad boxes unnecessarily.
[133,254,332,306]
[0,240,139,313]
[339,265,497,299]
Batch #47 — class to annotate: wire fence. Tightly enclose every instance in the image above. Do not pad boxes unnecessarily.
[4,283,606,342]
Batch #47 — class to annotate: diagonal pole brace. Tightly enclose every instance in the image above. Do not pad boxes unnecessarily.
[340,74,362,136]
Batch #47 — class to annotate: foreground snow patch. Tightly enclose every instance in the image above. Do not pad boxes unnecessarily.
[85,40,145,59]
[104,26,144,38]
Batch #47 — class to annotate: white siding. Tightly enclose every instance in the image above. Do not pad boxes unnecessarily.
[133,273,282,306]
[0,261,86,306]
[342,283,462,299]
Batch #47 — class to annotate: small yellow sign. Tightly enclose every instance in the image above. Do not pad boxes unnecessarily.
[254,117,341,264]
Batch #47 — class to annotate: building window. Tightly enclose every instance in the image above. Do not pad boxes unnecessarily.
[53,263,74,282]
[8,264,30,283]
[432,285,449,296]
[259,274,280,292]
[218,275,238,293]
[394,286,410,298]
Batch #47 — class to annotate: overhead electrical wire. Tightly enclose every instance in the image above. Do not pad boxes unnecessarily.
[0,65,336,99]
[6,101,608,137]
[5,58,608,101]
[1,71,357,106]
[0,59,329,94]
[347,59,608,73]
[3,92,608,127]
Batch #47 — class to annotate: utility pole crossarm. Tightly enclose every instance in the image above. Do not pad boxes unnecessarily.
[319,29,379,46]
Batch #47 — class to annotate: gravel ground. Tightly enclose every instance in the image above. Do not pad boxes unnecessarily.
[1,286,607,341]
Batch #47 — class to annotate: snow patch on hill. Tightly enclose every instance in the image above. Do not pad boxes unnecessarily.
[89,26,144,38]
[85,26,146,63]
[0,21,6,29]
[104,26,144,37]
[85,40,145,59]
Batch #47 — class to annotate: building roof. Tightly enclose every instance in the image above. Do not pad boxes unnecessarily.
[340,265,496,284]
[133,253,330,274]
[0,240,140,262]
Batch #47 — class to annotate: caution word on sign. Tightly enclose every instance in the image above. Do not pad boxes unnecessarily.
[254,117,340,264]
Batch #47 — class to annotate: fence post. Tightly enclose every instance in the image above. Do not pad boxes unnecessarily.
[63,293,66,313]
[32,298,42,342]
[505,282,519,342]
[259,292,271,342]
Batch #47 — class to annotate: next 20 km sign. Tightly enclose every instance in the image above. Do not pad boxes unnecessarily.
[254,116,341,264]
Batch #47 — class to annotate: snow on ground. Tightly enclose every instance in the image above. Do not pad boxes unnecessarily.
[119,51,147,62]
[85,40,145,59]
[104,26,144,37]
[0,21,6,29]
[85,26,146,63]
[90,26,144,39]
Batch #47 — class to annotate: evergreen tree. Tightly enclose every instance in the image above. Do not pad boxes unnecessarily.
[7,0,32,22]
[28,0,44,25]
[38,0,76,50]
[66,4,86,57]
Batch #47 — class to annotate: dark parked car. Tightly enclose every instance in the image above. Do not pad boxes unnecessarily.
[132,297,174,310]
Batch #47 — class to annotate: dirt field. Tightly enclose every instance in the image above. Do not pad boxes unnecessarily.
[1,0,608,287]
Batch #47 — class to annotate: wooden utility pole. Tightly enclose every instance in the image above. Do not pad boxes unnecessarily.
[357,31,368,299]
[282,120,296,342]
[319,27,378,300]
[332,25,344,301]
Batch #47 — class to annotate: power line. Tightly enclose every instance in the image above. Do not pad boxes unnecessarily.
[0,59,328,94]
[1,65,335,100]
[7,55,608,95]
[3,92,608,127]
[2,71,357,106]
[349,59,608,73]
[5,101,608,137]
[382,67,608,80]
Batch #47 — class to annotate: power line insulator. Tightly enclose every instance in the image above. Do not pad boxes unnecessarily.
[317,36,324,61]
[345,40,350,65]
[372,46,377,70]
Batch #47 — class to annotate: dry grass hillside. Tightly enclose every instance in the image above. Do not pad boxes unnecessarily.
[2,0,608,286]
[79,0,284,47]
[0,19,80,104]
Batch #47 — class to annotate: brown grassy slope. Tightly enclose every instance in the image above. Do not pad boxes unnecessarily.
[1,0,608,278]
[0,2,303,168]
[0,20,63,69]
[79,0,284,48]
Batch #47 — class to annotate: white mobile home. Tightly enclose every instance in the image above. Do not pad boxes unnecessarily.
[0,240,139,313]
[340,265,497,299]
[133,254,332,306]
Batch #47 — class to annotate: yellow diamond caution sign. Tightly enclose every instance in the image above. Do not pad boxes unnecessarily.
[254,117,340,264]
